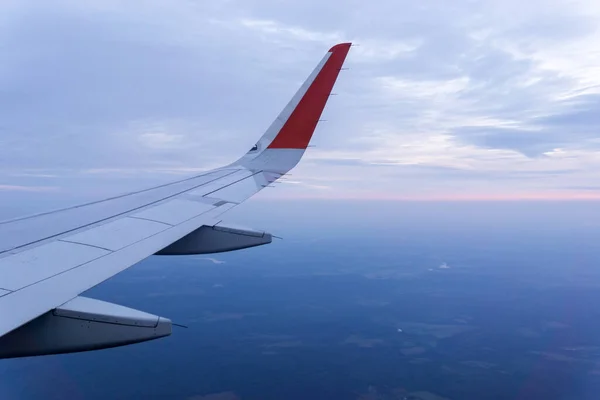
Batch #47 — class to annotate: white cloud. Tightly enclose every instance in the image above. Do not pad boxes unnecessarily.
[3,0,600,201]
[138,132,185,149]
[237,17,419,63]
[196,257,226,265]
[239,18,341,43]
[0,184,58,192]
[279,179,331,190]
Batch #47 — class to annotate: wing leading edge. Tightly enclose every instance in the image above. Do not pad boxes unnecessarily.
[0,43,352,358]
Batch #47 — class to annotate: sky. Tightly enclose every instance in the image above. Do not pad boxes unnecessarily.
[2,0,600,209]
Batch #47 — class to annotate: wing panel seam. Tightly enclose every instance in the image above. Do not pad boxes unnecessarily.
[0,169,234,226]
[51,314,160,329]
[202,171,263,197]
[0,169,241,256]
[58,240,114,252]
[126,216,174,226]
[7,205,221,294]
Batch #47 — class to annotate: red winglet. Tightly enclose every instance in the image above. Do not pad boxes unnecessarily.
[329,42,352,52]
[267,43,352,149]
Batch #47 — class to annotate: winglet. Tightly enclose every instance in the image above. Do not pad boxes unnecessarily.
[234,43,352,173]
[265,42,352,149]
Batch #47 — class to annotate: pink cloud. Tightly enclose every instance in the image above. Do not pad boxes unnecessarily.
[0,185,59,193]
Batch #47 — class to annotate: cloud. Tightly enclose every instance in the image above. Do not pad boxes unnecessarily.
[0,185,58,192]
[138,132,185,150]
[279,179,331,191]
[2,0,600,202]
[239,18,341,43]
[195,257,226,265]
[237,18,420,63]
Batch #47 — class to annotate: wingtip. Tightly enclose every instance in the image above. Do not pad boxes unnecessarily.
[329,42,352,52]
[264,40,352,150]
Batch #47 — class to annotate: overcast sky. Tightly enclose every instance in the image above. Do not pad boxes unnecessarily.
[2,0,600,204]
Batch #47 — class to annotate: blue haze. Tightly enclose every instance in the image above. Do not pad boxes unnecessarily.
[2,200,600,399]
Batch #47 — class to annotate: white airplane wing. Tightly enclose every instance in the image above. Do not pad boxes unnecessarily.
[0,43,352,358]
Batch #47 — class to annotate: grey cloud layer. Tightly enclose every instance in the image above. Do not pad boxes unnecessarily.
[2,0,600,199]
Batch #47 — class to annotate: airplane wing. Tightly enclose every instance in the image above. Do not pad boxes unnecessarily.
[0,43,352,358]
